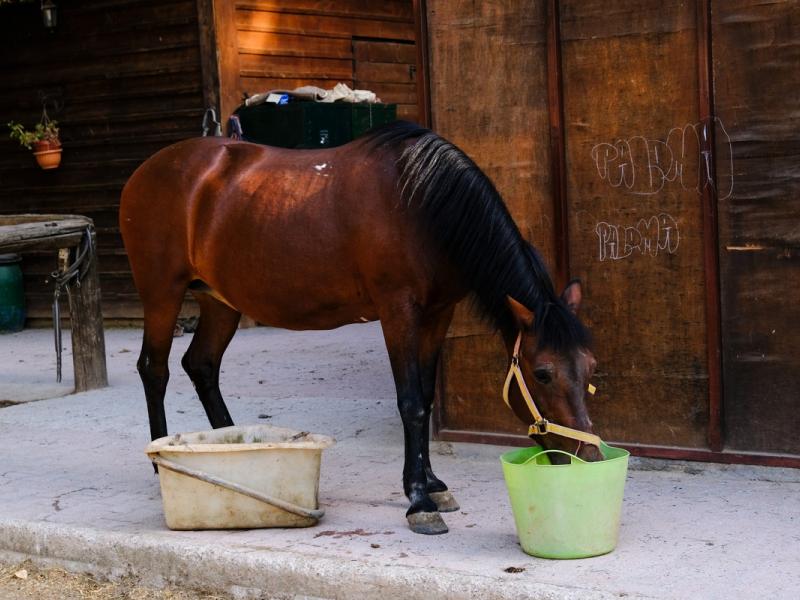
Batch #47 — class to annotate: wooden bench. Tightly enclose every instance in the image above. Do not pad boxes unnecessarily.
[0,214,108,392]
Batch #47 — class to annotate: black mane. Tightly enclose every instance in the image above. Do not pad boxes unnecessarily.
[363,121,591,352]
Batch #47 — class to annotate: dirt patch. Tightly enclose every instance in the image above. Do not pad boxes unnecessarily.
[313,528,394,539]
[0,561,231,600]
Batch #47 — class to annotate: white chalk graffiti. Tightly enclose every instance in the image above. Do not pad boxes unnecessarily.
[595,214,679,261]
[590,117,734,200]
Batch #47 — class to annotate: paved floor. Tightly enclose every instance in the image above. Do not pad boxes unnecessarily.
[1,325,799,599]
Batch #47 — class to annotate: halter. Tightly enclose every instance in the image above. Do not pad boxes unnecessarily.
[502,332,602,448]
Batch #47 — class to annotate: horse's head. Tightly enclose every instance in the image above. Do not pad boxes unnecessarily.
[505,280,602,464]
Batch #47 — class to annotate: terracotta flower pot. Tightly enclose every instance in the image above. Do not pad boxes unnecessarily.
[33,147,62,170]
[32,140,51,152]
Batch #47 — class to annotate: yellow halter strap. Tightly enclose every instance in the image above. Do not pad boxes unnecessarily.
[502,332,602,447]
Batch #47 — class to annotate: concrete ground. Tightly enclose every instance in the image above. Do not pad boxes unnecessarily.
[0,324,798,600]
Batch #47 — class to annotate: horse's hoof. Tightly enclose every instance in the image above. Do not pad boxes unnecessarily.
[407,511,449,535]
[430,490,460,513]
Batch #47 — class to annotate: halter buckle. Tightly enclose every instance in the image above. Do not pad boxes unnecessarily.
[531,419,549,436]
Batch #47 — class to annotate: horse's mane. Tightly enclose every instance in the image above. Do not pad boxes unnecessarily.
[362,121,591,351]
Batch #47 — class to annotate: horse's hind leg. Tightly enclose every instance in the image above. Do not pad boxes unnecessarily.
[181,292,240,428]
[380,300,448,535]
[138,285,186,442]
[419,306,459,513]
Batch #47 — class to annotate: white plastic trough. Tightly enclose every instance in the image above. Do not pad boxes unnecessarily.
[145,424,335,530]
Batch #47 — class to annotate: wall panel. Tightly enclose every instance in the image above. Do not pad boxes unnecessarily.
[559,0,709,447]
[429,0,555,437]
[713,0,800,455]
[0,0,207,323]
[229,0,418,123]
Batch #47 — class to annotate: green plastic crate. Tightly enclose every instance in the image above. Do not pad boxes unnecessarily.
[234,102,397,149]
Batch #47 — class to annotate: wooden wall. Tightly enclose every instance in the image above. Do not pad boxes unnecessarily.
[559,0,709,448]
[0,0,419,325]
[220,0,418,122]
[429,0,555,439]
[713,0,800,456]
[430,0,800,464]
[0,0,207,323]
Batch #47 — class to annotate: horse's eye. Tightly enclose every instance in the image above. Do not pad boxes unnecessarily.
[534,369,552,384]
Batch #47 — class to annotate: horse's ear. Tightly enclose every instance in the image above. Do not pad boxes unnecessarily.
[506,296,535,330]
[561,279,582,315]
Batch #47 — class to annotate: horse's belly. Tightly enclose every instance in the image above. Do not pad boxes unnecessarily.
[250,297,380,331]
[206,269,380,331]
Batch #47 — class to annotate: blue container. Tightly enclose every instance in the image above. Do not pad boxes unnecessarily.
[0,253,26,332]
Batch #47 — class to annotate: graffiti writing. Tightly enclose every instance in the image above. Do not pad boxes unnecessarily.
[590,117,734,200]
[595,214,679,262]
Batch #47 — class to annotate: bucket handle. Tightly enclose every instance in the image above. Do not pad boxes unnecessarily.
[521,449,589,466]
[151,455,325,521]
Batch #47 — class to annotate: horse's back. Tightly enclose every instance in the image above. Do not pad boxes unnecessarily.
[119,135,426,328]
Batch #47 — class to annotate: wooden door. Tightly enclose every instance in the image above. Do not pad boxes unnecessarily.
[429,0,800,466]
[558,0,710,448]
[430,0,714,448]
[712,0,800,456]
[353,39,418,122]
[428,0,557,440]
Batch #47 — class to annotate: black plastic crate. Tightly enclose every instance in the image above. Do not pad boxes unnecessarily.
[234,101,397,149]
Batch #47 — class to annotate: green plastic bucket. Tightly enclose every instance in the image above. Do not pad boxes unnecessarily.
[0,254,25,332]
[500,443,629,559]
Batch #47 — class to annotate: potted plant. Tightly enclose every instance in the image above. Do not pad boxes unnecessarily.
[8,119,62,169]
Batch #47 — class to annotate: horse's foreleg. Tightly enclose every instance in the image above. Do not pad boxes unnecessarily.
[181,292,240,429]
[419,306,459,513]
[380,301,448,535]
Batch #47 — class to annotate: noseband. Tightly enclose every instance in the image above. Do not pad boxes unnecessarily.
[502,332,602,448]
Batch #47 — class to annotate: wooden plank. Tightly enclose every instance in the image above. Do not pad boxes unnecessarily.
[428,0,556,436]
[353,81,417,105]
[353,40,417,64]
[65,236,109,392]
[239,31,354,59]
[546,0,569,291]
[713,0,800,455]
[559,0,708,447]
[355,61,414,84]
[52,94,202,124]
[214,0,244,122]
[0,216,94,253]
[396,104,418,121]
[4,47,202,91]
[5,24,200,69]
[236,9,415,41]
[436,429,800,469]
[1,66,201,104]
[240,76,354,96]
[239,54,353,80]
[196,0,222,116]
[413,0,431,127]
[696,0,723,452]
[235,0,413,22]
[63,0,198,32]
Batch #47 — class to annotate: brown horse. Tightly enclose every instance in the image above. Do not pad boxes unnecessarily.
[120,121,600,535]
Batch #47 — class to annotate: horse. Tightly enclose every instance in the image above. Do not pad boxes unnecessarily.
[120,121,601,535]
